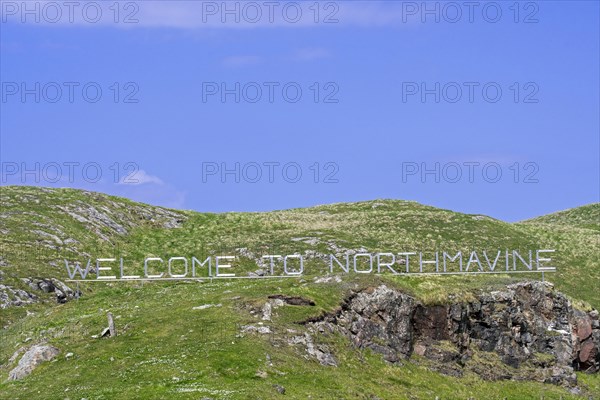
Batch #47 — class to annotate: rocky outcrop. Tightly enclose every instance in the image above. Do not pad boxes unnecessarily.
[308,282,599,388]
[56,197,186,241]
[22,277,80,304]
[0,284,37,309]
[1,278,80,309]
[288,332,337,367]
[8,345,60,380]
[311,286,415,363]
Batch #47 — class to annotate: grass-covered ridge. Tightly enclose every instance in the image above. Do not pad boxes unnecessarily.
[1,186,598,308]
[1,186,599,399]
[522,203,600,231]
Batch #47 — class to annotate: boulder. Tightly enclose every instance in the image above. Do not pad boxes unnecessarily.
[37,279,55,293]
[576,318,593,341]
[262,302,272,321]
[8,345,60,380]
[273,384,286,394]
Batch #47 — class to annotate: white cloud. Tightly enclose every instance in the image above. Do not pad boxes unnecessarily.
[112,183,187,209]
[118,170,164,186]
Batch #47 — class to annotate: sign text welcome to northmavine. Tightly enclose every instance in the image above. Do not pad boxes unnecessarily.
[65,249,556,282]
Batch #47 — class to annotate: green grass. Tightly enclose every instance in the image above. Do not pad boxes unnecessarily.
[0,186,599,399]
[1,278,598,399]
[522,203,600,231]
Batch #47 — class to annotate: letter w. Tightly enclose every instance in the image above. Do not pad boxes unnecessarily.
[65,259,92,279]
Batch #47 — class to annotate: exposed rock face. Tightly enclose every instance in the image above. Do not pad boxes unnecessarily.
[314,286,415,363]
[288,332,337,366]
[308,282,600,388]
[57,197,186,241]
[22,277,79,304]
[0,284,37,309]
[1,277,81,309]
[8,345,60,380]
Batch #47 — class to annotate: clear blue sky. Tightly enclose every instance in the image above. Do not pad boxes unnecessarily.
[1,1,599,221]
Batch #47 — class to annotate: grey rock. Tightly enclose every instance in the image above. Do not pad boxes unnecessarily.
[311,286,414,362]
[37,279,55,293]
[20,278,77,304]
[248,269,267,278]
[314,275,342,284]
[291,237,320,246]
[242,325,271,335]
[32,230,63,245]
[262,302,272,321]
[268,295,315,306]
[255,370,268,378]
[8,347,27,364]
[0,284,37,309]
[290,333,337,366]
[8,345,60,380]
[192,304,222,310]
[307,282,600,388]
[273,384,286,394]
[56,199,186,242]
[107,312,116,337]
[52,279,78,303]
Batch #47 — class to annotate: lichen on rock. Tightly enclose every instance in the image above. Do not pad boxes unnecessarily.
[307,282,600,388]
[8,345,60,381]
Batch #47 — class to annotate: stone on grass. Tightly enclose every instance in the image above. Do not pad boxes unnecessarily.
[8,345,60,380]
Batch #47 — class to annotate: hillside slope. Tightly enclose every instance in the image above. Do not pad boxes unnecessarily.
[522,203,600,231]
[1,186,598,308]
[0,186,599,399]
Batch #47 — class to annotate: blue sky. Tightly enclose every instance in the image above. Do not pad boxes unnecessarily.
[1,1,598,221]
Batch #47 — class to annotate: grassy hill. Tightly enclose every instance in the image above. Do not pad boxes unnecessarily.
[0,186,599,399]
[522,203,600,231]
